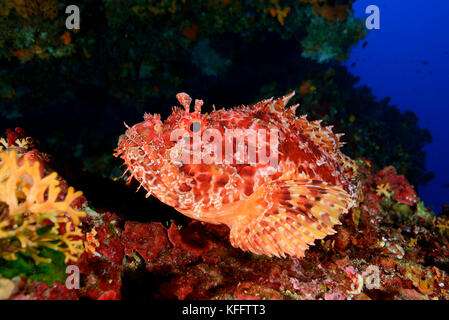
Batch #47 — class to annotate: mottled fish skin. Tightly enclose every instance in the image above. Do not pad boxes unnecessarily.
[115,92,360,259]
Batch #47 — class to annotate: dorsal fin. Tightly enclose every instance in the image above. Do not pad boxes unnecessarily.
[294,116,344,153]
[294,116,359,188]
[267,91,295,114]
[252,91,296,117]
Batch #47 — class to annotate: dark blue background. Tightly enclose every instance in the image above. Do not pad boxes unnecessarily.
[345,0,449,211]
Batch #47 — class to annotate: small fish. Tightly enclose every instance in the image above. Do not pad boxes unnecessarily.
[443,184,449,189]
[115,92,360,258]
[351,62,357,67]
[362,41,368,48]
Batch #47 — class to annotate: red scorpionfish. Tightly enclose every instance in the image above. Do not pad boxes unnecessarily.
[115,92,360,259]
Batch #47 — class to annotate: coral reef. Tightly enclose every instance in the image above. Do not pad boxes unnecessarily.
[0,129,123,299]
[0,129,448,300]
[74,209,124,300]
[0,0,375,178]
[0,128,85,265]
[120,160,449,300]
[0,0,442,301]
[0,0,431,191]
[301,11,365,62]
[0,0,72,62]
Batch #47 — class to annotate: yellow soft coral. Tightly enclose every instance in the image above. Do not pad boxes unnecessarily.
[0,150,86,263]
[376,183,391,198]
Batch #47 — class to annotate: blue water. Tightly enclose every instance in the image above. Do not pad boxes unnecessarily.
[345,0,449,212]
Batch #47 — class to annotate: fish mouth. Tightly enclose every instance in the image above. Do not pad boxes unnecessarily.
[115,131,140,158]
[114,134,127,158]
[115,128,157,192]
[115,124,183,208]
[117,134,127,151]
[117,123,165,173]
[117,121,151,153]
[115,122,150,167]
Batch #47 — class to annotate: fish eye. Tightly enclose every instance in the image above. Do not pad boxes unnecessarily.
[190,121,202,133]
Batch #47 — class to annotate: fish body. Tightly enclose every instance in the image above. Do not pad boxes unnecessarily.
[115,92,360,258]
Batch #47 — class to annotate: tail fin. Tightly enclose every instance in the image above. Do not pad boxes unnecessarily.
[228,179,352,258]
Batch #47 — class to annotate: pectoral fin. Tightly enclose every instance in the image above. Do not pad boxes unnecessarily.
[228,179,352,258]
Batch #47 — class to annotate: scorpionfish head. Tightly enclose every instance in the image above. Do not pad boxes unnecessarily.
[115,93,210,204]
